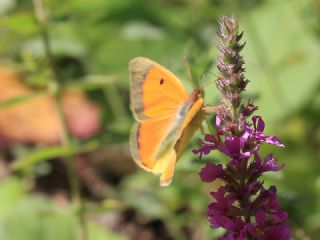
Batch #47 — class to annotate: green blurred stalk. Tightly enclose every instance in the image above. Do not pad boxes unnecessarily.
[104,84,128,120]
[32,0,88,239]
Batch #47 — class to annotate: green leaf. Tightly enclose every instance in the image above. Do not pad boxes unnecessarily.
[11,141,100,171]
[84,199,127,214]
[0,13,36,34]
[88,222,128,240]
[66,75,118,90]
[0,192,130,240]
[0,92,48,109]
[0,192,128,240]
[0,178,26,216]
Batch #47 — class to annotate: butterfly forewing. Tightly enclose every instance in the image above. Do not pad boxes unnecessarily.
[129,57,189,121]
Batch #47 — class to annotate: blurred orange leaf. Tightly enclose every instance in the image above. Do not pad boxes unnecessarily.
[0,68,102,145]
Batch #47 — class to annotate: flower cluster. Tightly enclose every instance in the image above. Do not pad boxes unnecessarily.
[194,16,291,239]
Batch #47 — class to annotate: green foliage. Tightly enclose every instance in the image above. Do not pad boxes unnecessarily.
[0,178,127,240]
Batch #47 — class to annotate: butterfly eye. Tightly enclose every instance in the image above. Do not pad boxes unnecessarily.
[160,78,164,85]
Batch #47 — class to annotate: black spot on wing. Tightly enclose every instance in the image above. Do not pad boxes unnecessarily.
[160,78,164,85]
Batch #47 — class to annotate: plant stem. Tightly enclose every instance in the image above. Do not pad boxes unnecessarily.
[104,85,127,120]
[238,158,253,240]
[32,1,88,239]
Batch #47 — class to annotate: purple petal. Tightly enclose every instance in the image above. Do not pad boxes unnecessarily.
[210,187,226,202]
[261,154,284,172]
[256,116,265,132]
[252,116,265,132]
[233,218,246,231]
[205,134,216,143]
[216,115,221,132]
[245,181,259,194]
[193,145,212,155]
[269,211,289,224]
[199,163,224,182]
[258,186,281,210]
[217,216,234,230]
[241,151,251,158]
[255,209,266,226]
[240,132,250,145]
[265,225,292,240]
[243,124,253,135]
[246,224,256,236]
[254,153,262,167]
[225,194,236,205]
[264,135,285,147]
[219,134,250,159]
[219,137,241,158]
[252,116,261,132]
[250,116,285,148]
[230,158,241,165]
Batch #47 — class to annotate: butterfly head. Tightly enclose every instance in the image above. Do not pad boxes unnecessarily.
[191,88,204,101]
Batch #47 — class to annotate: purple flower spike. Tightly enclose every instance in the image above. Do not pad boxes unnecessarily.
[194,15,291,240]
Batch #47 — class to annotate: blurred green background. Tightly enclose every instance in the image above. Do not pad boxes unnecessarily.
[0,0,319,239]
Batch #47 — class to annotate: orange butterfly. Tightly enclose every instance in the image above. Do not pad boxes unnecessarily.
[129,57,205,186]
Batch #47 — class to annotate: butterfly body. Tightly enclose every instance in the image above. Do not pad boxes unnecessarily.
[129,57,204,186]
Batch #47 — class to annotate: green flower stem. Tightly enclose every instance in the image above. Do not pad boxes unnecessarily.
[32,0,88,239]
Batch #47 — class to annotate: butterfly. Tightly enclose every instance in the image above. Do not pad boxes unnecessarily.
[129,57,205,186]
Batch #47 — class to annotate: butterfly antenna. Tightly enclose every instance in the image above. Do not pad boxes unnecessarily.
[200,71,217,136]
[183,57,197,89]
[201,71,218,88]
[199,72,204,89]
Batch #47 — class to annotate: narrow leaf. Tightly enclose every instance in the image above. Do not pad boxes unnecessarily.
[66,75,118,90]
[0,92,47,109]
[11,140,100,171]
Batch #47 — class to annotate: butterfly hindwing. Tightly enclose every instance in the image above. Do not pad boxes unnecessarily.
[130,116,178,186]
